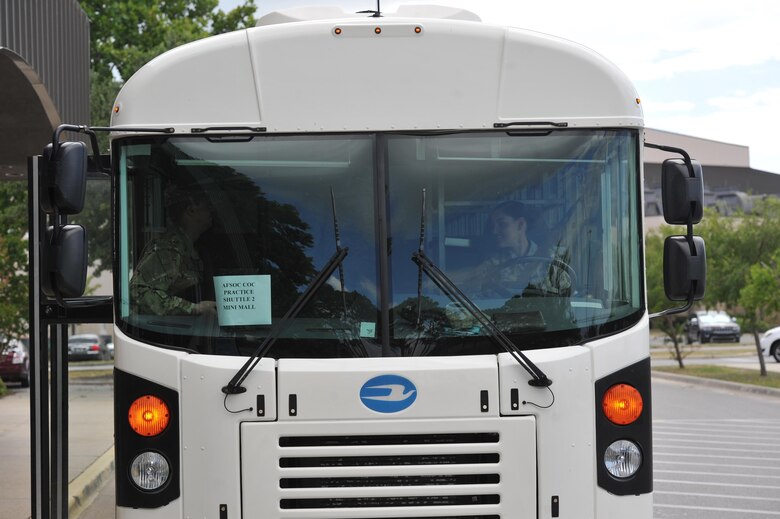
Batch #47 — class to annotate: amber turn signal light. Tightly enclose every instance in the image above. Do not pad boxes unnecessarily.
[128,395,170,436]
[602,383,643,425]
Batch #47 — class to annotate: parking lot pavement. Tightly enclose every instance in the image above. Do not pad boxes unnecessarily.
[0,381,114,519]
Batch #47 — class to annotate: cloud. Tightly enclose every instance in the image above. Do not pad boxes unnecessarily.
[646,101,697,114]
[647,87,780,172]
[379,0,780,81]
[238,0,780,173]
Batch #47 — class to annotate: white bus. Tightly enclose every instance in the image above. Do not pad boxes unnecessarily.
[35,5,706,519]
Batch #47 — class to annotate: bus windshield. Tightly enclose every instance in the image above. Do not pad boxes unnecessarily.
[115,130,642,357]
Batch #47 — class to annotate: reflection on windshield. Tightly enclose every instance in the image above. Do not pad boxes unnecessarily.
[117,130,642,358]
[387,131,641,355]
[118,136,380,356]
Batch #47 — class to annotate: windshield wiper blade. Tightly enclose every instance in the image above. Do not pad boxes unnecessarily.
[410,189,550,386]
[329,188,367,359]
[411,250,552,388]
[221,247,349,395]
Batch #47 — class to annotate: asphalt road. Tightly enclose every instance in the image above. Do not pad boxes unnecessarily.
[4,361,779,519]
[653,376,780,518]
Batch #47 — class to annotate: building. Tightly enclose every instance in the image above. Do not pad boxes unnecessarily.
[0,0,90,181]
[644,128,780,222]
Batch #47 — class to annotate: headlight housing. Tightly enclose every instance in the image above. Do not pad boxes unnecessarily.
[604,440,642,479]
[130,451,170,491]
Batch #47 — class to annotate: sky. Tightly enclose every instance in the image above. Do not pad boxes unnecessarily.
[219,0,780,173]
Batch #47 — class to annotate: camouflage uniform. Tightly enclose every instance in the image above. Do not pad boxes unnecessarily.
[130,227,204,315]
[471,241,572,298]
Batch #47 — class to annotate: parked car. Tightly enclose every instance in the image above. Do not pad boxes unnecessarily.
[760,326,780,363]
[0,337,30,387]
[685,311,741,344]
[68,334,111,361]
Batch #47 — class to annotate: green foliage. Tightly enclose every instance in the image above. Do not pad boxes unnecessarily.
[0,376,6,397]
[648,199,780,375]
[739,250,780,331]
[0,181,30,340]
[645,225,690,360]
[75,0,257,272]
[78,0,257,82]
[697,199,780,316]
[655,365,780,389]
[89,68,123,153]
[71,179,112,276]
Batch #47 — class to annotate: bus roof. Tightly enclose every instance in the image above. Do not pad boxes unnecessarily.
[111,5,643,134]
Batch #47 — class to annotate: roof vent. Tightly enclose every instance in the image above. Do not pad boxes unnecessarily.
[256,4,481,27]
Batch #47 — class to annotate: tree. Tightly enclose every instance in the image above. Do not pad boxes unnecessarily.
[79,0,257,83]
[697,198,780,308]
[74,0,258,271]
[645,227,697,368]
[0,181,31,340]
[738,253,780,376]
[693,198,780,375]
[79,0,257,148]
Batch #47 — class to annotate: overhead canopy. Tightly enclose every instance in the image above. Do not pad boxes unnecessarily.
[0,48,60,180]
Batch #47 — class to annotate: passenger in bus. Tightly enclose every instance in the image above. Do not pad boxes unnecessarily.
[464,200,571,299]
[129,187,218,317]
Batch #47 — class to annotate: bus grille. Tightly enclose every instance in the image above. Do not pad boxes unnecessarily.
[278,433,501,513]
[240,419,536,519]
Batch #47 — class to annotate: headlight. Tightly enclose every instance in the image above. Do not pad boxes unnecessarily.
[604,440,642,479]
[130,451,170,491]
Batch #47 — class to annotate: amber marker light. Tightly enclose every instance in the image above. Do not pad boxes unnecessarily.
[128,395,171,436]
[415,26,422,34]
[602,383,643,425]
[334,27,342,35]
[114,105,120,113]
[375,27,382,34]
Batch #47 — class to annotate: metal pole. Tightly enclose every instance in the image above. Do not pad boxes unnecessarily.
[28,155,50,519]
[51,322,68,519]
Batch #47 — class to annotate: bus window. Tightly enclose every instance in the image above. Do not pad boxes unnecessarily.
[387,130,642,354]
[117,135,380,357]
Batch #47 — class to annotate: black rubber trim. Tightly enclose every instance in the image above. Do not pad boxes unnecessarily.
[115,369,180,508]
[594,357,652,495]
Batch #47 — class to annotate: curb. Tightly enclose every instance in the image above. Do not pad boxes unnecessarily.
[68,446,114,519]
[652,370,780,397]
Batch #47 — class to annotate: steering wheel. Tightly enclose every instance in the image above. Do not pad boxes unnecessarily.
[481,255,576,299]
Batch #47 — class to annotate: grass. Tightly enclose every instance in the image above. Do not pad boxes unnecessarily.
[655,364,780,389]
[650,347,755,359]
[69,369,113,381]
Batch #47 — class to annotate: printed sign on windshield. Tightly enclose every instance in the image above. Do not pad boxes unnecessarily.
[213,275,272,326]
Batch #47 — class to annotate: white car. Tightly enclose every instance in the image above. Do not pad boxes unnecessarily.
[760,327,780,362]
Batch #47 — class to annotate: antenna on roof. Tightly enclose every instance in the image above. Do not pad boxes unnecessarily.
[357,0,382,17]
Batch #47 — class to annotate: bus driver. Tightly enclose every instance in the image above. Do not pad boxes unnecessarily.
[465,201,572,299]
[129,187,218,317]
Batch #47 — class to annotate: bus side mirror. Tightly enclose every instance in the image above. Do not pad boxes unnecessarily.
[40,139,89,300]
[662,158,703,225]
[41,141,87,215]
[663,235,706,301]
[41,225,88,299]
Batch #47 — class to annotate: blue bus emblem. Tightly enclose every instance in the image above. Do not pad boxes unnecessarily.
[360,374,417,413]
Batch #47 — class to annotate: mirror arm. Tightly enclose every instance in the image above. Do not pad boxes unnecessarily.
[645,142,695,177]
[649,285,695,319]
[51,125,107,174]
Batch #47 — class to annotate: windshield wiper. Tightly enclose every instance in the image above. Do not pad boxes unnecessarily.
[411,190,552,387]
[412,251,552,387]
[221,247,349,394]
[221,189,361,395]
